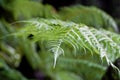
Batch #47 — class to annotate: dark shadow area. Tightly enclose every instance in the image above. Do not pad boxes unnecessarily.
[102,58,120,80]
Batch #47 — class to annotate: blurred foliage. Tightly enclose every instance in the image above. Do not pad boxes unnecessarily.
[0,0,120,80]
[0,0,59,21]
[59,5,118,32]
[0,59,27,80]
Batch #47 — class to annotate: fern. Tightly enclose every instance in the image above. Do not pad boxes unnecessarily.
[59,5,118,32]
[14,19,120,70]
[5,0,59,20]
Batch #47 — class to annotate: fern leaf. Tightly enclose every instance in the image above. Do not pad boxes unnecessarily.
[59,5,118,32]
[5,0,59,20]
[47,39,64,68]
[14,19,120,69]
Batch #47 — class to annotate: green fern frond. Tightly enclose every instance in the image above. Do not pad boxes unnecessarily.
[14,19,120,69]
[5,0,59,20]
[59,5,118,32]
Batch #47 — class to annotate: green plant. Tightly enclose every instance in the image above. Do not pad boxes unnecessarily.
[59,5,118,32]
[0,0,120,80]
[11,19,120,79]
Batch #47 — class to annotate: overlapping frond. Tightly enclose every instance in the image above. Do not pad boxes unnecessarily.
[59,5,118,32]
[14,19,120,69]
